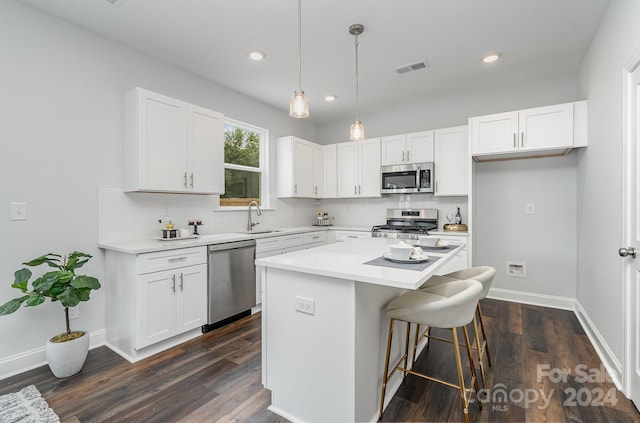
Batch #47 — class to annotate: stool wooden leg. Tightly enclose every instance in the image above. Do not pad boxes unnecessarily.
[451,328,471,423]
[477,303,492,367]
[404,321,411,372]
[379,318,395,420]
[472,314,487,390]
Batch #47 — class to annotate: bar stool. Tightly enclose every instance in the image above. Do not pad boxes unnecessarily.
[379,279,483,423]
[416,266,496,390]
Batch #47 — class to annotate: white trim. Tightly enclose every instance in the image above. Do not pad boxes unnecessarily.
[0,329,105,381]
[574,300,624,392]
[487,287,575,310]
[621,43,640,400]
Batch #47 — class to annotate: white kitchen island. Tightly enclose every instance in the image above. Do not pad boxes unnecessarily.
[256,237,466,423]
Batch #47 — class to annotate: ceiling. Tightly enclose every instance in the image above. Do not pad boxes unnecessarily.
[18,0,611,124]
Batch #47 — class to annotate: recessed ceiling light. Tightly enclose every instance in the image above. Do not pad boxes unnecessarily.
[482,53,501,63]
[248,51,266,61]
[324,95,337,102]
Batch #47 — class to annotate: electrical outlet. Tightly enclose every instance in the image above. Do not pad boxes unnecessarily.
[295,296,315,315]
[68,306,79,320]
[10,202,27,221]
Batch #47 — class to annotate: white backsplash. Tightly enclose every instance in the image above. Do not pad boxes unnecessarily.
[319,194,468,231]
[97,187,320,243]
[98,187,467,244]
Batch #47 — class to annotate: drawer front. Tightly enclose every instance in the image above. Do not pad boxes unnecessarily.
[280,233,304,249]
[303,231,327,245]
[138,246,207,274]
[256,237,283,254]
[335,230,371,242]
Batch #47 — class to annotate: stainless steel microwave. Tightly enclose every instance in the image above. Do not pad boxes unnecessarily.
[380,162,434,194]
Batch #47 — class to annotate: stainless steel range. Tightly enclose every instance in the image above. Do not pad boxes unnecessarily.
[371,208,438,239]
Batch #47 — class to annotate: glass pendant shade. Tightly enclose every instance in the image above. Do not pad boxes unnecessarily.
[289,90,309,118]
[350,120,365,141]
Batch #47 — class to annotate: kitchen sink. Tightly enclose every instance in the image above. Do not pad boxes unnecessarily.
[240,229,282,234]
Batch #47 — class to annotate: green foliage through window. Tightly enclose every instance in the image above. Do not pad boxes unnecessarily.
[221,123,264,206]
[224,126,260,168]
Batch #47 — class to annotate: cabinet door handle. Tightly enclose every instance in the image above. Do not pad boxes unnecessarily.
[513,133,516,148]
[406,150,410,162]
[520,132,524,148]
[358,185,361,195]
[402,151,405,162]
[294,184,298,195]
[314,186,317,196]
[183,172,188,188]
[171,274,176,293]
[435,180,438,193]
[168,257,187,263]
[354,185,357,195]
[179,273,184,291]
[190,172,194,188]
[312,235,320,239]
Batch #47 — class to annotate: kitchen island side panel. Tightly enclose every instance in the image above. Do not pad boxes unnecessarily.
[264,268,356,422]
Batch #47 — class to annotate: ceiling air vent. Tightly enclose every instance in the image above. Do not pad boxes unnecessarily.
[394,60,430,75]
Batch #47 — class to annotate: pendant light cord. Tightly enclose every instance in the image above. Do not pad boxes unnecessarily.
[354,35,360,121]
[297,0,302,91]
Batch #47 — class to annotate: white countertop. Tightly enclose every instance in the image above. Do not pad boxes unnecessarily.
[99,226,327,254]
[255,237,465,290]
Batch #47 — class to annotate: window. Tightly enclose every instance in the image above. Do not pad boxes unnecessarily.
[220,118,268,207]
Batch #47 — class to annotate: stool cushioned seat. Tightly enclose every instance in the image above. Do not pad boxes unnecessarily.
[387,279,482,328]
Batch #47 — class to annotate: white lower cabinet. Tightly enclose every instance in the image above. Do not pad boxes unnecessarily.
[104,246,207,362]
[255,231,328,305]
[137,262,207,349]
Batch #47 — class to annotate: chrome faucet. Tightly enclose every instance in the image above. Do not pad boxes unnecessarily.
[247,200,262,231]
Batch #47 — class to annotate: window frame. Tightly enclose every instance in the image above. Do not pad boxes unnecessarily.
[219,117,270,210]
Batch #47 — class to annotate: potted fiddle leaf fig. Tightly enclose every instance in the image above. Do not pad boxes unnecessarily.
[0,251,101,378]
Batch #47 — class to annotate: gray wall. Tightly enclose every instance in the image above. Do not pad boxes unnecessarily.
[576,0,640,370]
[0,0,316,363]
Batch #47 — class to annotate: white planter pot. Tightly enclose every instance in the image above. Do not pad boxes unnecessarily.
[46,331,89,378]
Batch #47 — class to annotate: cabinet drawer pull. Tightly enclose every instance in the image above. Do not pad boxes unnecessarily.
[171,274,176,293]
[348,235,357,238]
[179,273,184,291]
[168,257,187,263]
[311,236,320,239]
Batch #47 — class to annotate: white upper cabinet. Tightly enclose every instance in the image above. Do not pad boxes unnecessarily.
[277,136,322,198]
[123,87,224,194]
[322,144,338,198]
[381,130,434,165]
[434,125,469,196]
[470,101,585,161]
[337,138,381,198]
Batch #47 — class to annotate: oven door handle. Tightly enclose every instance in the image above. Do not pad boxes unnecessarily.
[416,166,421,192]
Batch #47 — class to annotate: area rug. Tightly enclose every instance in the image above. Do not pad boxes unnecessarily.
[0,385,60,423]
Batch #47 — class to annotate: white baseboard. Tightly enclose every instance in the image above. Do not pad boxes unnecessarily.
[574,300,623,391]
[0,329,105,381]
[487,287,575,310]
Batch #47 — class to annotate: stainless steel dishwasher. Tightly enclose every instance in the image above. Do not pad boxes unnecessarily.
[203,239,256,332]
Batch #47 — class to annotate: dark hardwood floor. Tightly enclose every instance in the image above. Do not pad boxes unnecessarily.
[1,299,639,422]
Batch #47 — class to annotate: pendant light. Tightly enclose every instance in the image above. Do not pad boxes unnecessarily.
[349,24,365,140]
[289,0,309,118]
